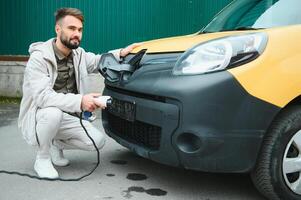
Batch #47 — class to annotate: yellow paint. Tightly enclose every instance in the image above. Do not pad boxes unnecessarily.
[133,25,301,108]
[228,25,301,108]
[132,32,241,53]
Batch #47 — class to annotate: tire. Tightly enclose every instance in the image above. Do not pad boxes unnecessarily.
[251,106,301,200]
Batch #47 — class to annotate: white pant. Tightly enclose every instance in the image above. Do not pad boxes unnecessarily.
[35,107,105,158]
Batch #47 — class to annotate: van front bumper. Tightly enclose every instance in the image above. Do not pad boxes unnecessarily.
[102,69,280,172]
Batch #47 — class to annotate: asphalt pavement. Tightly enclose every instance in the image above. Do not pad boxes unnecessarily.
[0,103,265,200]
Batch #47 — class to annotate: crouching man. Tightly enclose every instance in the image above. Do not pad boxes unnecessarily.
[18,7,140,179]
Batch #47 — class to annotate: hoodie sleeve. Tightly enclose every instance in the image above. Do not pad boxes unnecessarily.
[26,51,83,112]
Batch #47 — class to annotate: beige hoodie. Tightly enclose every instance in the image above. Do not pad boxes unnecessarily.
[18,38,120,145]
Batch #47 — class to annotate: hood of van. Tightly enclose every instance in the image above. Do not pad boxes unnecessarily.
[131,31,250,54]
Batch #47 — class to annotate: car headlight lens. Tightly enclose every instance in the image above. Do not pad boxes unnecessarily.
[173,33,268,75]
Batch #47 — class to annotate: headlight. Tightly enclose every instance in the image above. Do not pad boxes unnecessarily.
[173,33,268,75]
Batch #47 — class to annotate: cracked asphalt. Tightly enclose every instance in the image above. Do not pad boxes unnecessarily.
[0,104,265,200]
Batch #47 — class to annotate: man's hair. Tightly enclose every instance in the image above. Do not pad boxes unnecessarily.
[55,8,84,24]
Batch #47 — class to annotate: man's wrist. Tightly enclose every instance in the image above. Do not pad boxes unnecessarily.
[119,48,125,58]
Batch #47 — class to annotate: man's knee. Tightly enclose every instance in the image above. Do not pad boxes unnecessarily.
[86,130,106,150]
[37,107,63,127]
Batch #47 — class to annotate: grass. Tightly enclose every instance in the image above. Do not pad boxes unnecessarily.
[0,96,21,104]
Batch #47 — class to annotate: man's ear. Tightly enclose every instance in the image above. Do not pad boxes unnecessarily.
[55,24,60,35]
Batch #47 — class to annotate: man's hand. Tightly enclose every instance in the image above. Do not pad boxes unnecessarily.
[81,93,101,112]
[93,96,111,109]
[120,43,143,58]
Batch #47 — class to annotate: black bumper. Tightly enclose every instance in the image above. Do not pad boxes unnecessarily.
[102,68,280,173]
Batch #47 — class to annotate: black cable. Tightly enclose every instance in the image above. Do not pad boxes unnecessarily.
[0,112,100,181]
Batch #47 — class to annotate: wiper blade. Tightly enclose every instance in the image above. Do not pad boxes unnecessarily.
[234,26,264,30]
[198,30,214,34]
[200,27,264,34]
[219,27,264,32]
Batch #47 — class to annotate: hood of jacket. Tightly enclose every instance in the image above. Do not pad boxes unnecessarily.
[28,38,58,68]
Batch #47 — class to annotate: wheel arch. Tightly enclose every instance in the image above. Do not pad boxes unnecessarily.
[251,95,301,200]
[253,95,301,169]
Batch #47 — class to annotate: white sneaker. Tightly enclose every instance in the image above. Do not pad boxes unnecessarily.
[34,157,59,179]
[51,145,70,167]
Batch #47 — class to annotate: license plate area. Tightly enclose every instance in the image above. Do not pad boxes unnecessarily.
[108,98,136,122]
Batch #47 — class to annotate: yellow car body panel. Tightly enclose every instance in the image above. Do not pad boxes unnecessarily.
[228,25,301,108]
[132,25,301,108]
[132,32,241,53]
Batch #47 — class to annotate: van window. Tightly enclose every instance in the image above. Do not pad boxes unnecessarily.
[202,0,301,33]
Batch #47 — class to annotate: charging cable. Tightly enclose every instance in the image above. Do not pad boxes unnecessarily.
[0,112,100,181]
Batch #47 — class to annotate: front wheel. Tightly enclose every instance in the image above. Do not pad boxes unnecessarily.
[251,106,301,200]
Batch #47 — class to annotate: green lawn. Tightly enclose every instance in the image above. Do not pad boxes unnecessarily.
[0,96,21,104]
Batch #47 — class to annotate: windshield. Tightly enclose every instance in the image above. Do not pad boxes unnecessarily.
[202,0,301,33]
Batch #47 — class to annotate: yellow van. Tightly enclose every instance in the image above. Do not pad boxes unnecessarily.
[99,0,301,199]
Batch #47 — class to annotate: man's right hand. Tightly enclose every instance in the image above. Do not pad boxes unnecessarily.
[81,93,101,112]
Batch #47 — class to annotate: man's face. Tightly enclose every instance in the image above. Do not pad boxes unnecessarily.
[56,15,83,49]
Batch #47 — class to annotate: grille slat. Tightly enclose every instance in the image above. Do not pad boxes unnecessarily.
[107,113,161,150]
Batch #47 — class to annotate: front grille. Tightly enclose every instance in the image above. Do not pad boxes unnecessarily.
[107,112,162,150]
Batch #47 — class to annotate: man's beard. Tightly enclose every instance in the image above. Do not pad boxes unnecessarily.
[60,33,81,49]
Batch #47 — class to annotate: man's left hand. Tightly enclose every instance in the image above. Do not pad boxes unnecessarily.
[120,43,143,58]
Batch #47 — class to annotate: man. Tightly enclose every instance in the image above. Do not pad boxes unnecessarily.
[18,7,140,179]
